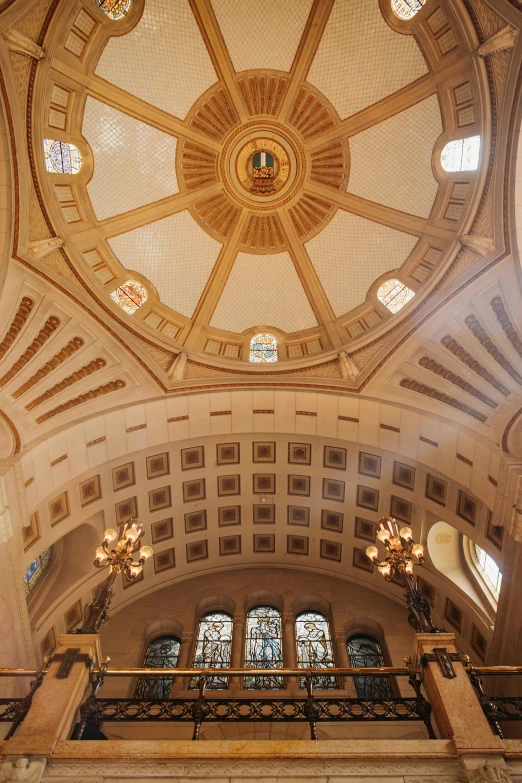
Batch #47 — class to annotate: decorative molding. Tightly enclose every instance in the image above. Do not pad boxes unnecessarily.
[289,86,337,139]
[26,358,107,410]
[288,193,335,239]
[310,142,347,191]
[419,356,498,408]
[167,352,187,381]
[238,74,288,117]
[339,351,359,381]
[180,142,217,191]
[35,379,126,424]
[501,406,522,454]
[193,192,240,240]
[440,334,511,395]
[490,296,522,359]
[478,25,518,57]
[461,234,495,255]
[13,337,85,398]
[190,86,238,141]
[2,29,45,60]
[0,316,60,388]
[27,237,64,259]
[400,377,487,421]
[240,213,286,251]
[0,297,34,362]
[464,314,522,385]
[0,410,21,454]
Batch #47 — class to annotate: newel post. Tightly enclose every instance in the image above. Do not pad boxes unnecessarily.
[412,633,503,754]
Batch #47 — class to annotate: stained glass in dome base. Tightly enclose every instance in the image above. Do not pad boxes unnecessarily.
[43,139,82,174]
[24,549,51,597]
[296,611,337,690]
[249,334,278,363]
[94,0,131,19]
[441,136,480,172]
[391,0,426,19]
[377,279,415,314]
[110,280,147,315]
[245,606,283,689]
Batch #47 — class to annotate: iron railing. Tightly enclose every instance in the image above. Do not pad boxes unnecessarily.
[467,665,522,739]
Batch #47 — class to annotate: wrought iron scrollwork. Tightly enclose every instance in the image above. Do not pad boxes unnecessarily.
[467,666,506,738]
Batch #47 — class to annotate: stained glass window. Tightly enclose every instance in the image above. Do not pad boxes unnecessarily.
[441,136,480,172]
[295,611,337,690]
[135,635,180,700]
[43,139,82,174]
[391,0,426,19]
[191,611,233,689]
[377,279,415,314]
[249,333,278,363]
[94,0,130,19]
[24,549,51,597]
[347,635,392,699]
[109,280,147,315]
[245,606,283,689]
[474,545,502,597]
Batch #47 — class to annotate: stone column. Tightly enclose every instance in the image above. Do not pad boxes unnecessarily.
[412,633,503,753]
[5,633,101,756]
[173,631,193,691]
[333,632,355,695]
[283,612,298,689]
[230,613,245,692]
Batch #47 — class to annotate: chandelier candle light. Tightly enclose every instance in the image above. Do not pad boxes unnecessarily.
[77,519,153,634]
[366,517,443,633]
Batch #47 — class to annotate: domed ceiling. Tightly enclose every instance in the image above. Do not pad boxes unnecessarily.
[34,0,488,364]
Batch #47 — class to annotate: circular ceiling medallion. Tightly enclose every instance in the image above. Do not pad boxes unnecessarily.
[221,121,306,210]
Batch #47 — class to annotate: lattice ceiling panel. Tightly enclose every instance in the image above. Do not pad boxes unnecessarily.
[83,98,179,220]
[305,211,418,316]
[210,0,314,73]
[95,0,218,119]
[210,251,318,333]
[108,211,222,317]
[307,0,428,119]
[348,95,442,218]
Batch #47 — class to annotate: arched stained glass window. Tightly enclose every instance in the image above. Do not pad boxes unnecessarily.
[377,279,415,314]
[245,606,283,689]
[249,333,278,363]
[474,545,502,598]
[295,611,337,690]
[43,139,82,174]
[441,136,480,172]
[347,634,392,699]
[110,280,147,315]
[24,549,51,597]
[191,611,233,689]
[391,0,426,19]
[94,0,130,19]
[135,635,180,700]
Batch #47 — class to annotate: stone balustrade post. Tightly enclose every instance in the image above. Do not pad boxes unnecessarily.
[4,633,101,756]
[333,632,356,695]
[412,633,504,754]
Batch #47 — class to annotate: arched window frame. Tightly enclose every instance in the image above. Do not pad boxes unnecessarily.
[391,0,427,19]
[295,610,337,690]
[43,139,82,174]
[191,611,233,690]
[440,136,480,172]
[24,548,52,598]
[249,333,278,363]
[135,635,181,700]
[346,634,393,699]
[376,278,415,314]
[463,536,502,608]
[244,605,283,690]
[94,0,131,19]
[109,280,147,315]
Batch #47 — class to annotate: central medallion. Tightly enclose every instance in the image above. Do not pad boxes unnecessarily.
[221,122,305,210]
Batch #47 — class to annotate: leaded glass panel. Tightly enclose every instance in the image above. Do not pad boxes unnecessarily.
[441,136,480,172]
[43,139,82,174]
[347,634,392,699]
[110,280,147,315]
[391,0,426,19]
[245,606,283,689]
[377,279,415,314]
[474,545,502,597]
[249,333,278,363]
[135,635,180,700]
[296,611,337,690]
[24,549,51,597]
[191,611,233,689]
[94,0,130,19]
